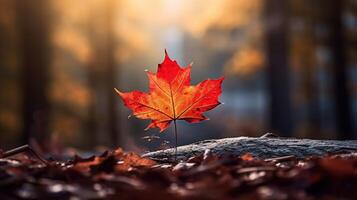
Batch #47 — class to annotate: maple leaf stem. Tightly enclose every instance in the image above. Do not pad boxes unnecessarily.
[173,120,178,161]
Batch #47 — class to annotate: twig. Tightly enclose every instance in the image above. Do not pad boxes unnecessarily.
[2,145,48,165]
[173,120,178,161]
[264,155,295,162]
[236,166,276,174]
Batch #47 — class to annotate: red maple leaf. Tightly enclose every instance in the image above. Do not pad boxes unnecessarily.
[115,51,223,132]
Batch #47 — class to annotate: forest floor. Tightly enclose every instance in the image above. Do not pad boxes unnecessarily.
[0,145,356,200]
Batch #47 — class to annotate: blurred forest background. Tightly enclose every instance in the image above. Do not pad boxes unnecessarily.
[0,0,356,153]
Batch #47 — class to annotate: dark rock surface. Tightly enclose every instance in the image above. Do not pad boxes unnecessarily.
[143,134,357,161]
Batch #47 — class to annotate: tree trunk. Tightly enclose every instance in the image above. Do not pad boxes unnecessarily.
[86,0,120,147]
[16,0,51,145]
[86,5,99,148]
[264,0,293,136]
[329,0,353,139]
[104,0,120,147]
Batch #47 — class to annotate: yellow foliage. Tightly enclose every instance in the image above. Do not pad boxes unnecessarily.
[224,49,264,76]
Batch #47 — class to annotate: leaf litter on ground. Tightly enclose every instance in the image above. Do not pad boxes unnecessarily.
[0,147,356,200]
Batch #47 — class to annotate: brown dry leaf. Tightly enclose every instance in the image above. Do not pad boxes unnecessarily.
[319,157,356,177]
